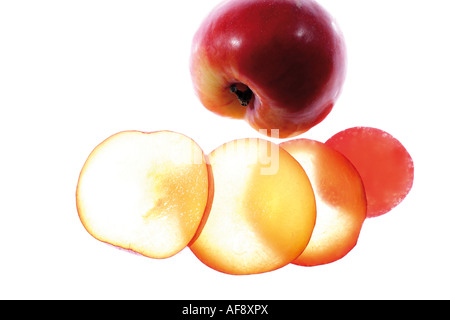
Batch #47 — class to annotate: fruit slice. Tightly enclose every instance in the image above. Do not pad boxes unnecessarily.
[76,130,212,259]
[280,139,366,266]
[326,127,414,218]
[190,138,316,275]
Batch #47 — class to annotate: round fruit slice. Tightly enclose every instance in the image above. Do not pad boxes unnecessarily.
[190,138,316,275]
[280,139,366,266]
[76,130,212,259]
[326,127,414,218]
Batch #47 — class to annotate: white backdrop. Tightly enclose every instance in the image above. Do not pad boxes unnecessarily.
[1,0,449,299]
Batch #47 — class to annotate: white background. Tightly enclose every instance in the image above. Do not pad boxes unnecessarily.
[1,0,449,300]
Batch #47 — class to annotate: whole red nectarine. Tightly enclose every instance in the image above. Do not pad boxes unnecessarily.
[190,0,346,138]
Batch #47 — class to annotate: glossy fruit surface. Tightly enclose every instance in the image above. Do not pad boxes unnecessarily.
[76,130,211,259]
[280,139,366,266]
[190,138,316,274]
[326,127,414,218]
[190,0,346,138]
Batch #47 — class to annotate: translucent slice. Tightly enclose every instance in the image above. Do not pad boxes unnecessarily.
[190,138,316,275]
[76,130,211,259]
[281,139,367,266]
[326,127,414,218]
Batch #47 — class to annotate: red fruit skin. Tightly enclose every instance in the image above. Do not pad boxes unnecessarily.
[190,0,346,138]
[326,127,415,218]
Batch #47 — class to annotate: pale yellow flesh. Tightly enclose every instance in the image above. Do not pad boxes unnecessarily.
[76,131,210,259]
[190,138,316,275]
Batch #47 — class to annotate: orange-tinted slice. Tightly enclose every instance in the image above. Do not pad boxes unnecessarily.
[281,139,366,266]
[190,138,316,275]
